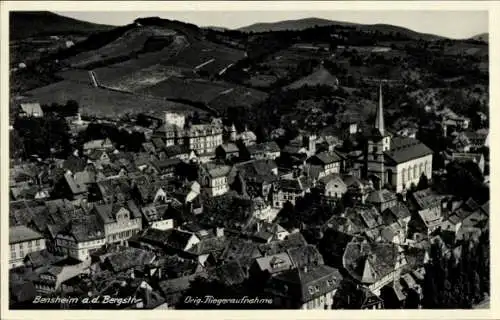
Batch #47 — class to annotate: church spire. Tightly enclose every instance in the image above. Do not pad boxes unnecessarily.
[375,82,385,136]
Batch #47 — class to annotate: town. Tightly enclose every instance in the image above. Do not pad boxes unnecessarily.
[9,11,489,310]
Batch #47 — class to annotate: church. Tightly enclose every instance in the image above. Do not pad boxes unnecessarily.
[357,84,433,193]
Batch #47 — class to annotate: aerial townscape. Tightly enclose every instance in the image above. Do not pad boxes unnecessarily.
[8,11,489,310]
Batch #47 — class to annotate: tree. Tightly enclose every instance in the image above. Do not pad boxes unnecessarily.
[417,173,429,190]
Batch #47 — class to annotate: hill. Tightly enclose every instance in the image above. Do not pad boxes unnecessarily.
[470,33,488,43]
[238,17,356,33]
[9,11,113,40]
[286,65,339,90]
[238,17,444,41]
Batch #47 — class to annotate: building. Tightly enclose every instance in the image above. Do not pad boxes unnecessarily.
[343,241,407,296]
[93,201,143,245]
[55,216,106,261]
[215,143,239,161]
[247,141,281,160]
[316,174,347,200]
[83,138,114,155]
[158,113,224,156]
[19,102,44,118]
[450,152,485,174]
[198,163,233,197]
[264,265,343,309]
[10,226,46,269]
[307,151,342,178]
[358,84,433,193]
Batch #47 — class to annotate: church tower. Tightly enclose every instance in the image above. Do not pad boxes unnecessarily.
[366,83,391,189]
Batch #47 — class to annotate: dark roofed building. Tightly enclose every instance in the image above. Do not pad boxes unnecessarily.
[264,264,343,309]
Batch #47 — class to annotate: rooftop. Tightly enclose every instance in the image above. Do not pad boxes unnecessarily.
[10,225,44,244]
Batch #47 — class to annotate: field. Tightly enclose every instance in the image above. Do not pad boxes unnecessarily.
[162,41,246,76]
[286,66,338,90]
[208,86,268,112]
[66,26,177,68]
[24,80,203,118]
[137,77,234,104]
[104,64,191,92]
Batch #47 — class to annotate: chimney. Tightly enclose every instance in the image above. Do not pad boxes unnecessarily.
[303,266,308,273]
[256,222,261,233]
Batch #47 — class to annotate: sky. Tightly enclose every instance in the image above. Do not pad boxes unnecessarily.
[55,10,488,39]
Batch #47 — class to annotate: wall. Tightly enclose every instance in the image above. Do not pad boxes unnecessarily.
[10,238,46,269]
[392,154,433,193]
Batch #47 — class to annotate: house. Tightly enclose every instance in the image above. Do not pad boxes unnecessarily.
[233,159,278,198]
[34,259,91,294]
[9,225,46,269]
[316,174,347,200]
[83,138,114,155]
[164,145,194,161]
[55,215,106,261]
[264,265,343,309]
[307,151,342,178]
[130,228,201,256]
[87,150,111,164]
[96,178,133,204]
[365,188,397,212]
[151,158,182,178]
[409,189,444,235]
[215,143,239,161]
[247,141,281,160]
[141,204,176,231]
[450,152,485,174]
[159,272,209,307]
[53,172,88,200]
[250,252,295,281]
[93,200,143,245]
[19,102,43,117]
[382,202,412,232]
[198,163,233,197]
[342,241,407,295]
[103,247,156,273]
[273,176,312,208]
[465,131,489,149]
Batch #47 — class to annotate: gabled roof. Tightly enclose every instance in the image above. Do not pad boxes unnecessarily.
[10,225,44,244]
[255,252,294,274]
[105,247,156,273]
[20,102,43,116]
[215,260,247,286]
[164,144,190,157]
[311,151,342,165]
[366,189,396,204]
[384,202,411,221]
[248,141,280,154]
[202,163,233,178]
[267,265,342,303]
[218,143,239,154]
[343,241,399,285]
[287,244,325,268]
[384,137,433,165]
[64,173,87,195]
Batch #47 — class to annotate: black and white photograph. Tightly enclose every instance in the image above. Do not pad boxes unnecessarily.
[3,1,492,314]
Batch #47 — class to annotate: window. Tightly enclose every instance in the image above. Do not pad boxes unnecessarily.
[35,239,40,246]
[19,243,23,249]
[20,250,24,257]
[11,252,16,259]
[11,245,14,252]
[28,241,32,247]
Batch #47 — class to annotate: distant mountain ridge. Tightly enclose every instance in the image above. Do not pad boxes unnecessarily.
[10,11,113,40]
[470,33,488,43]
[237,17,445,40]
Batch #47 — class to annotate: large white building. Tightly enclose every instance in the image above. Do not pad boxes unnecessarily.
[358,84,433,193]
[159,112,223,156]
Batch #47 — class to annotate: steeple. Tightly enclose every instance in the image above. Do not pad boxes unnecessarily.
[375,82,385,136]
